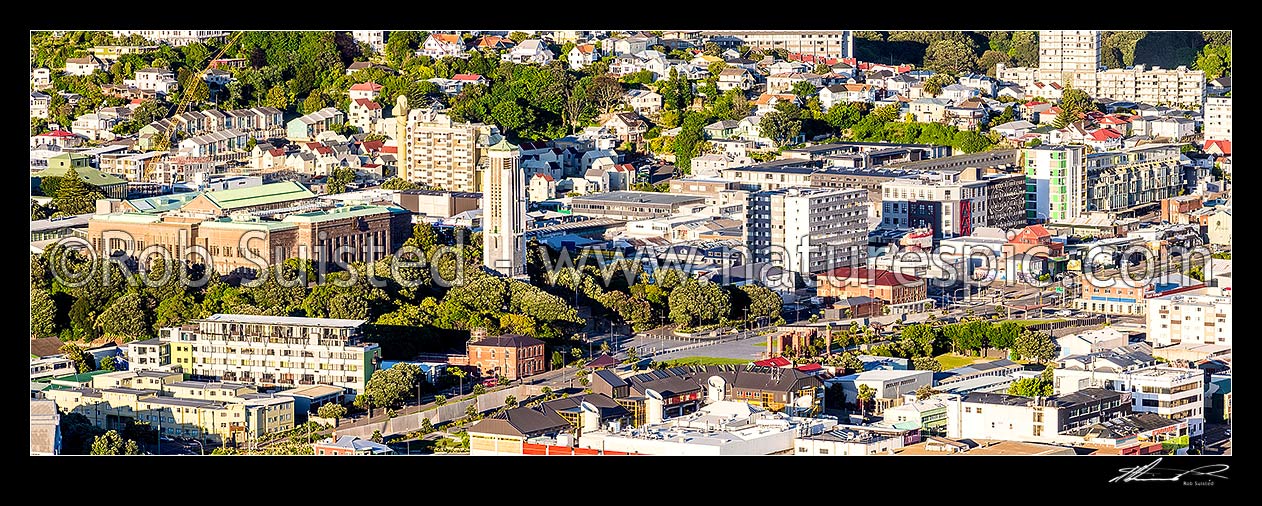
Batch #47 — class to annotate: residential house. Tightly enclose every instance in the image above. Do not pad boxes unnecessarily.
[602,112,648,146]
[30,91,50,119]
[202,68,232,86]
[1148,118,1196,141]
[178,129,249,158]
[419,33,468,58]
[1084,128,1125,151]
[64,56,107,76]
[126,68,178,95]
[958,74,998,97]
[717,68,756,92]
[704,119,741,140]
[286,107,345,141]
[940,83,980,102]
[71,113,120,141]
[602,36,651,56]
[30,129,86,149]
[752,93,800,114]
[469,35,514,53]
[32,67,52,89]
[944,98,987,130]
[625,89,662,115]
[502,39,554,64]
[528,172,558,202]
[992,120,1036,139]
[819,83,876,110]
[910,98,952,123]
[348,81,383,101]
[348,99,383,134]
[766,72,823,94]
[567,43,599,70]
[313,435,395,455]
[997,84,1025,101]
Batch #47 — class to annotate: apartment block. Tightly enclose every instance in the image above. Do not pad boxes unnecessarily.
[1084,144,1184,214]
[700,31,853,60]
[1203,96,1231,141]
[399,105,502,193]
[1021,145,1086,223]
[1055,349,1204,436]
[747,187,868,283]
[1147,293,1232,347]
[1038,30,1101,74]
[997,63,1206,110]
[879,170,988,239]
[172,314,382,397]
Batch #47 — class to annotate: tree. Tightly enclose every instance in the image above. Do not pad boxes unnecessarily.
[90,430,141,455]
[668,278,731,329]
[551,350,565,370]
[912,356,943,372]
[915,385,940,400]
[30,287,56,337]
[1059,88,1097,117]
[447,366,467,395]
[923,39,979,75]
[570,346,582,363]
[370,430,383,443]
[98,356,117,372]
[740,284,782,321]
[473,384,486,396]
[1007,376,1054,397]
[921,74,956,97]
[1012,330,1056,363]
[953,130,991,153]
[465,404,479,420]
[300,93,328,115]
[1008,31,1039,67]
[588,74,624,114]
[824,102,863,130]
[1051,107,1075,129]
[978,49,1013,76]
[317,402,347,422]
[504,395,518,409]
[1193,44,1231,80]
[263,85,290,111]
[790,80,818,100]
[381,177,421,191]
[326,167,357,194]
[758,110,801,147]
[59,343,95,373]
[856,384,876,417]
[1189,265,1204,281]
[96,292,152,341]
[51,167,106,216]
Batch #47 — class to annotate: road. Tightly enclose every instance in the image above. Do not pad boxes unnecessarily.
[1199,423,1232,455]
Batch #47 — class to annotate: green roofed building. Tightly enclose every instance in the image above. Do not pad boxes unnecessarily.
[180,180,318,217]
[33,164,129,199]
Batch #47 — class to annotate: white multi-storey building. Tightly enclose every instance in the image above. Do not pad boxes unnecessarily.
[1021,145,1086,223]
[1055,351,1204,436]
[997,63,1206,110]
[699,31,853,60]
[397,101,501,193]
[125,67,178,94]
[352,31,387,53]
[1147,292,1232,347]
[112,30,230,46]
[1038,30,1101,74]
[747,187,868,285]
[483,139,526,278]
[171,314,382,398]
[1203,96,1231,141]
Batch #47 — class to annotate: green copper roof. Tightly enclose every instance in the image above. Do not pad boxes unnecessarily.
[488,138,519,152]
[283,205,407,224]
[34,165,127,188]
[202,181,316,211]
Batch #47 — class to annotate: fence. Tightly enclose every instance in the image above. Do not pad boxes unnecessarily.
[334,385,545,439]
[1027,316,1108,332]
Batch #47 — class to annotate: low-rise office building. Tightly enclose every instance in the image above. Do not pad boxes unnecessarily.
[1055,347,1204,436]
[569,191,706,221]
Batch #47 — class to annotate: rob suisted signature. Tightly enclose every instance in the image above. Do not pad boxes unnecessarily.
[1110,458,1230,484]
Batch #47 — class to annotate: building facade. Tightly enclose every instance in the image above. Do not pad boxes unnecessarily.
[880,170,988,238]
[1203,96,1231,141]
[397,103,501,193]
[747,187,868,283]
[1021,145,1086,223]
[171,314,381,397]
[1147,293,1232,347]
[1084,144,1183,215]
[699,31,853,60]
[1038,30,1101,74]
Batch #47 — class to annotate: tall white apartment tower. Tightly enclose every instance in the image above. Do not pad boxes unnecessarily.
[1039,30,1101,74]
[483,139,527,277]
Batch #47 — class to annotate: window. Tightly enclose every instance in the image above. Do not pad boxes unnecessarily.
[798,447,809,453]
[975,408,982,414]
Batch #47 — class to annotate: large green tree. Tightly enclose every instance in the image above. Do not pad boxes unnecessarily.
[758,110,802,147]
[1007,376,1054,397]
[90,430,142,455]
[50,168,106,216]
[31,287,57,337]
[96,292,153,341]
[923,39,979,75]
[667,278,731,329]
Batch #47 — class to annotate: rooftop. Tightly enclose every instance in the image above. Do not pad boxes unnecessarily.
[572,191,706,206]
[201,181,316,211]
[200,314,367,328]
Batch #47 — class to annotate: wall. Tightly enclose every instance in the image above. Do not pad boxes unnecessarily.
[334,385,543,438]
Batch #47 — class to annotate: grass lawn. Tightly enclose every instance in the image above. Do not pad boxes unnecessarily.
[658,356,753,367]
[934,353,988,369]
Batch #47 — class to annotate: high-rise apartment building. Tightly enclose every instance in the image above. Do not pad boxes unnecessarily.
[483,139,527,277]
[1204,96,1232,141]
[1038,30,1101,74]
[1147,292,1233,347]
[747,187,868,284]
[396,97,502,193]
[1021,145,1086,223]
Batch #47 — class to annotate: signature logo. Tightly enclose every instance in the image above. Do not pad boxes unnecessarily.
[1110,458,1230,485]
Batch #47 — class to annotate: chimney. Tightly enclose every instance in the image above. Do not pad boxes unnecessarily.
[580,401,600,434]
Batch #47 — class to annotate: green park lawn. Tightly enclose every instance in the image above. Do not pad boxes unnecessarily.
[658,356,753,367]
[934,353,988,369]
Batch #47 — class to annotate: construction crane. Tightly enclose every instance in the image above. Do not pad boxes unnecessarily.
[143,31,245,183]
